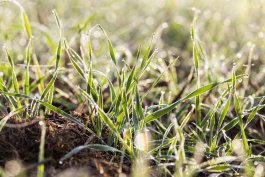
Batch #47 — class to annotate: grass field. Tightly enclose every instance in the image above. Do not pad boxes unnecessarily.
[0,0,265,176]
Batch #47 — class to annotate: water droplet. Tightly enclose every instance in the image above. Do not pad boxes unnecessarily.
[152,33,158,41]
[191,7,197,12]
[243,74,249,78]
[59,161,63,165]
[162,22,168,29]
[247,41,253,47]
[39,121,44,126]
[236,53,242,58]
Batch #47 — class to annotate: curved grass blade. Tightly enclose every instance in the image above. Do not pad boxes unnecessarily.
[0,91,90,132]
[0,107,24,132]
[64,41,85,79]
[52,9,61,29]
[141,77,242,128]
[59,144,122,162]
[221,117,239,132]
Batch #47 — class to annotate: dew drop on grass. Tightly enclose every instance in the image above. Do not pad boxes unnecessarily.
[243,74,249,78]
[152,33,159,42]
[39,120,44,126]
[236,53,242,58]
[162,22,168,29]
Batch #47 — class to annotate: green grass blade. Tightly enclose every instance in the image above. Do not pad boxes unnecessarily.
[140,45,151,70]
[180,108,194,129]
[135,85,143,119]
[221,118,239,132]
[108,40,117,65]
[45,85,54,114]
[217,96,231,129]
[98,107,117,133]
[0,107,24,132]
[5,49,14,68]
[234,93,250,157]
[6,49,21,108]
[126,67,135,92]
[55,40,62,70]
[193,44,199,75]
[59,144,122,163]
[183,83,219,100]
[40,71,58,100]
[24,41,31,106]
[141,78,239,128]
[33,55,44,93]
[195,95,201,127]
[21,9,31,39]
[52,9,61,29]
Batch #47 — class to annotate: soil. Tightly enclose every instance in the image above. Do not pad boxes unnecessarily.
[0,113,130,177]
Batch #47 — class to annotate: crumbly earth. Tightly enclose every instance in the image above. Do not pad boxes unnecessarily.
[0,114,130,177]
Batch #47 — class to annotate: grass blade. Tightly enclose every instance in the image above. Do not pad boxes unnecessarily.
[21,9,31,39]
[234,93,250,157]
[60,144,122,162]
[108,40,117,65]
[37,113,46,177]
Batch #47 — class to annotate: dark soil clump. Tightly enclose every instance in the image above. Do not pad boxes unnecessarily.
[0,114,129,177]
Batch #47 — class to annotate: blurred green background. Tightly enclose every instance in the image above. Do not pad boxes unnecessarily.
[1,0,265,98]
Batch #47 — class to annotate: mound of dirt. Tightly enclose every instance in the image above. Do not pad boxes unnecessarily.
[0,114,129,177]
